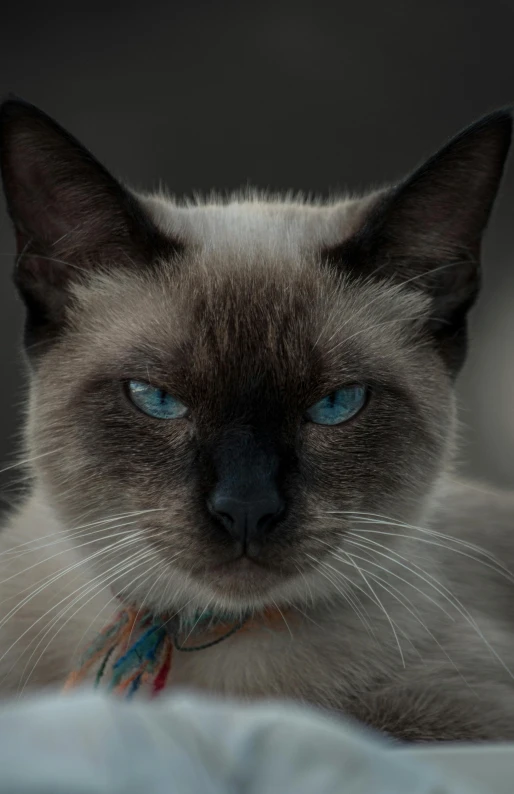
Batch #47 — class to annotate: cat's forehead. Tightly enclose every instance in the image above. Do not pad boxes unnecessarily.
[70,194,373,352]
[62,184,430,392]
[69,244,426,394]
[140,193,374,256]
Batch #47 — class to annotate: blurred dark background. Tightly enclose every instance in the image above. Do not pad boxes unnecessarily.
[1,0,514,496]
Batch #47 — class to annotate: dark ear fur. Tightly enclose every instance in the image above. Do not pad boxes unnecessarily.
[326,110,512,373]
[0,97,180,349]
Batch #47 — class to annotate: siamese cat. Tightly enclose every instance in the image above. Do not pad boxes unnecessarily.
[0,97,514,741]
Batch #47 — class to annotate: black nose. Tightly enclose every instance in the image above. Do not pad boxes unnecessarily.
[208,492,285,546]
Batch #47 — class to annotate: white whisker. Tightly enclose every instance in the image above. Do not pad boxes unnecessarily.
[0,542,156,682]
[0,532,145,633]
[305,553,376,639]
[341,513,514,579]
[270,597,294,640]
[344,555,471,685]
[343,536,514,679]
[0,523,143,590]
[68,546,184,660]
[18,551,171,694]
[0,508,164,560]
[0,448,64,478]
[322,551,404,666]
[179,596,215,645]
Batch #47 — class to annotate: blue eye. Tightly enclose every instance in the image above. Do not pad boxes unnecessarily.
[306,385,367,425]
[127,380,189,420]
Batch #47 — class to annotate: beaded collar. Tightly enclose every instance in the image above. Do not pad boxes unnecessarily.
[64,604,289,697]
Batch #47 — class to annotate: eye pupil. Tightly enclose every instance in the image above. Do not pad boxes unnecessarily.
[306,385,367,426]
[127,380,189,420]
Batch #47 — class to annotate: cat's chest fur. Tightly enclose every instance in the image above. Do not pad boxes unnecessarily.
[165,610,386,703]
[80,601,408,709]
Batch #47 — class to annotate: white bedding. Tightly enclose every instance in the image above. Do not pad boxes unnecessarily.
[0,691,511,793]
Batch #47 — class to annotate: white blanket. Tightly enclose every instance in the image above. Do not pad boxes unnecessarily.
[0,692,512,793]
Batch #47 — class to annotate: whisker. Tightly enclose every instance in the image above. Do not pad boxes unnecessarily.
[315,556,377,634]
[335,552,426,662]
[17,549,161,685]
[305,554,376,639]
[0,533,144,632]
[326,510,512,573]
[179,596,215,644]
[124,565,173,649]
[290,601,324,631]
[343,536,514,679]
[313,541,466,674]
[72,548,185,661]
[349,528,514,586]
[60,530,180,658]
[19,252,89,275]
[0,508,165,560]
[0,448,65,478]
[157,593,209,635]
[17,550,169,695]
[446,478,509,500]
[0,526,144,612]
[306,556,422,655]
[333,538,454,621]
[270,597,294,640]
[343,513,514,578]
[323,551,404,666]
[2,521,140,563]
[294,563,316,608]
[348,558,470,684]
[0,523,143,589]
[0,541,156,681]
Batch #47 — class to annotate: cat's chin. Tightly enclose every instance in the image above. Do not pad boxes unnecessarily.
[196,556,293,598]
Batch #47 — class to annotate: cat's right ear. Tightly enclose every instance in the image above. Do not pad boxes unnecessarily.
[324,110,512,375]
[0,98,179,347]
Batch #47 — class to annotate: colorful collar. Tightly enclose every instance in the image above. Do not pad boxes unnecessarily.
[64,605,289,698]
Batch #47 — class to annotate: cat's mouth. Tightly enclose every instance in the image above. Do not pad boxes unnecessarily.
[211,555,269,573]
[193,554,293,596]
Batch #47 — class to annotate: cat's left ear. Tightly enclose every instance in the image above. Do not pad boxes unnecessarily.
[0,97,179,348]
[328,110,512,371]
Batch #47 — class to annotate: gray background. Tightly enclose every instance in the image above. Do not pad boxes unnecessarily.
[0,0,513,494]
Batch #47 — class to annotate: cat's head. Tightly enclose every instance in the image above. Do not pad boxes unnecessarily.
[0,99,510,616]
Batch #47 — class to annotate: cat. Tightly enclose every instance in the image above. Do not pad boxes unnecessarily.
[1,97,514,742]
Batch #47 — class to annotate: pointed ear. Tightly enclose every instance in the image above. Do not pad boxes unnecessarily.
[0,98,180,346]
[326,110,512,373]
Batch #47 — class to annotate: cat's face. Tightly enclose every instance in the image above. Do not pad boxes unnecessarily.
[0,100,511,615]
